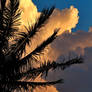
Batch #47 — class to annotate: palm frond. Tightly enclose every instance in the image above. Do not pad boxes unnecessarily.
[10,6,55,58]
[0,79,63,92]
[16,56,83,80]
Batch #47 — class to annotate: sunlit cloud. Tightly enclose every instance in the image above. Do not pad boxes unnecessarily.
[18,0,40,33]
[35,5,79,43]
[50,6,79,35]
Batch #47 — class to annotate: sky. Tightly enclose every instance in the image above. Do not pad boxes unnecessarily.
[33,0,92,32]
[11,0,92,92]
[29,0,92,92]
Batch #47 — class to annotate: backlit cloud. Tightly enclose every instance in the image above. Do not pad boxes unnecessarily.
[50,6,79,34]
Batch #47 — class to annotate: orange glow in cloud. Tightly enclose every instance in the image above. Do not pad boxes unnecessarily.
[19,0,40,26]
[49,6,79,35]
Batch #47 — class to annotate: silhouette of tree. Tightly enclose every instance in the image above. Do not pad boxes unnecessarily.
[0,0,83,91]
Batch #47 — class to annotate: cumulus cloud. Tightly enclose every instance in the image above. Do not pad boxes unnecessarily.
[47,30,92,92]
[50,30,92,58]
[19,0,40,28]
[51,6,79,34]
[35,5,79,43]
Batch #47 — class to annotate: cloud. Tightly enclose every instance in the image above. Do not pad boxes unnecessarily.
[19,0,40,27]
[47,30,92,92]
[50,30,92,57]
[51,6,79,34]
[35,5,79,42]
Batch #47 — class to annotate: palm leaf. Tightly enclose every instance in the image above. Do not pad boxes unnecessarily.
[16,56,83,80]
[0,79,63,92]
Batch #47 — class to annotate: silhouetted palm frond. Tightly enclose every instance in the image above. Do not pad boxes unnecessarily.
[16,56,83,80]
[0,79,63,92]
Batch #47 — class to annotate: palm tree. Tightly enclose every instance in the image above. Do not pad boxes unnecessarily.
[0,0,83,91]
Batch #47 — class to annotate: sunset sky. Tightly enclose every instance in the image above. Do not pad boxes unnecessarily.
[33,0,92,32]
[16,0,92,92]
[31,0,92,92]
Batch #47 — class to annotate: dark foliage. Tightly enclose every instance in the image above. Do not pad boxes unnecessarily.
[0,0,83,92]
